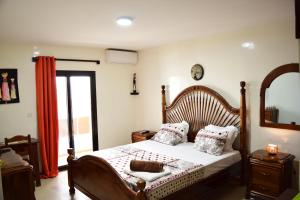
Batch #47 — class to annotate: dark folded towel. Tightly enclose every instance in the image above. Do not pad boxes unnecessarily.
[130,160,164,173]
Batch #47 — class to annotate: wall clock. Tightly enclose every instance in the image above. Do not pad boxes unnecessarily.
[191,64,204,81]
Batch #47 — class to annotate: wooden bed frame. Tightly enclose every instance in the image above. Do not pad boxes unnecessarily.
[67,81,247,200]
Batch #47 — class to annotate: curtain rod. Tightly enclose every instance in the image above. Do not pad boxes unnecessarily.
[32,57,100,65]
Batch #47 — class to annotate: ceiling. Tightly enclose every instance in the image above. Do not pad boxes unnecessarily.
[0,0,295,50]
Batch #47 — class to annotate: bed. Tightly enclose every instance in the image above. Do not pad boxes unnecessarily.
[67,81,247,200]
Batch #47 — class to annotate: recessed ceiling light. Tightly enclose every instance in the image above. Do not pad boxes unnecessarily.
[241,42,255,50]
[116,16,133,27]
[32,46,40,57]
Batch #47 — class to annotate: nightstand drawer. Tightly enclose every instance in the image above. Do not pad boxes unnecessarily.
[252,182,280,196]
[252,165,280,184]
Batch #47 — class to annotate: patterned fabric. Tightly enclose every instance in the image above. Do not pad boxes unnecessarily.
[194,129,227,155]
[152,121,189,145]
[94,145,204,200]
[204,125,238,151]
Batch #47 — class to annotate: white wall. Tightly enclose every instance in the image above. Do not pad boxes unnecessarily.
[135,19,300,159]
[0,44,136,149]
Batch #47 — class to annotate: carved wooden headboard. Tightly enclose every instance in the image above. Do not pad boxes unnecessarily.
[161,82,247,177]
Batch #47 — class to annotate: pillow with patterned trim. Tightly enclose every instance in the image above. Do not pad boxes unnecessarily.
[193,129,227,155]
[204,125,238,152]
[152,121,189,145]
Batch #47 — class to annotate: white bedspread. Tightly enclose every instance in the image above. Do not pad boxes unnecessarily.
[130,140,241,178]
[92,140,241,178]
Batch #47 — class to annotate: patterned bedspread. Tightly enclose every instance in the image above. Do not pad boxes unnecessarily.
[93,145,204,200]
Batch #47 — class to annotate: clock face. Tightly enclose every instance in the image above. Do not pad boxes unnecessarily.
[191,64,204,81]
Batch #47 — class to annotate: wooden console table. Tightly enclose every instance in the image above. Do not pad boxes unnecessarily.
[0,138,41,186]
[1,149,36,200]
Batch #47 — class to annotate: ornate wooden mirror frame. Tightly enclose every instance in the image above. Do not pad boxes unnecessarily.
[260,63,300,130]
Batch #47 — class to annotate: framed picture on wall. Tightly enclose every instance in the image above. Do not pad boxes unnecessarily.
[0,68,20,104]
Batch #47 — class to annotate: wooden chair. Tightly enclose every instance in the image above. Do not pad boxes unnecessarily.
[4,134,33,166]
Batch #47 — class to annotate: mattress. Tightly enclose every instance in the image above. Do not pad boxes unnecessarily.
[92,140,241,178]
[130,140,241,178]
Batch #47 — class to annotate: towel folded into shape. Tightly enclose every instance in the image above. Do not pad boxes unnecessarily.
[130,160,164,172]
[124,167,171,182]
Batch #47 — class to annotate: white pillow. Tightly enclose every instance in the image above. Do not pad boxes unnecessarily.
[194,129,227,156]
[152,121,189,145]
[204,125,238,152]
[174,121,189,142]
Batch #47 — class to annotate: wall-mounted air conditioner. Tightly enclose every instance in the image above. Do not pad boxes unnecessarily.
[106,48,138,64]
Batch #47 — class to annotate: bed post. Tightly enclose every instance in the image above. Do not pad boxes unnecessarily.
[67,148,75,194]
[136,179,147,200]
[162,85,167,123]
[239,81,247,185]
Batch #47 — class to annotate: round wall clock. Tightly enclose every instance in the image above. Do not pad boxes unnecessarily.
[191,64,204,81]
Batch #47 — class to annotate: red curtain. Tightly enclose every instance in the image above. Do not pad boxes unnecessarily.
[35,56,59,178]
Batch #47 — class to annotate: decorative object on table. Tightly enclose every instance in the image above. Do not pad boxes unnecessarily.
[265,144,278,155]
[191,64,204,81]
[247,149,295,199]
[0,68,19,104]
[130,73,139,95]
[131,130,156,143]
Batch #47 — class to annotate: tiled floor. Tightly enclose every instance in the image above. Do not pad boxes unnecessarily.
[35,171,246,200]
[35,171,89,200]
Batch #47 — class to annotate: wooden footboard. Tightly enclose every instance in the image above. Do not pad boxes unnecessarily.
[67,148,147,200]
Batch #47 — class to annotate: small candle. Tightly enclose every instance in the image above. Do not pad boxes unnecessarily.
[266,144,278,155]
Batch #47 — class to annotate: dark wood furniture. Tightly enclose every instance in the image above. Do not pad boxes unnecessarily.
[260,63,300,130]
[247,150,295,199]
[276,188,298,200]
[5,135,32,163]
[1,149,35,200]
[1,136,41,186]
[67,81,247,200]
[131,130,156,143]
[265,107,279,124]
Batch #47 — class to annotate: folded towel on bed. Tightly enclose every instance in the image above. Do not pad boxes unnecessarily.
[124,167,171,182]
[130,160,164,172]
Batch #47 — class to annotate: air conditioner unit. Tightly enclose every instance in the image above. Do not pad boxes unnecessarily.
[106,49,138,64]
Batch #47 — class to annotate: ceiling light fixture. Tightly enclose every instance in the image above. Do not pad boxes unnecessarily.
[116,16,133,27]
[241,42,255,50]
[32,46,40,57]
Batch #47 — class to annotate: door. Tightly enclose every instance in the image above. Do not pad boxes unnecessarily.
[56,71,98,168]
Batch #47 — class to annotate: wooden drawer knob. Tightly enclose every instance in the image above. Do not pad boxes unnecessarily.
[259,171,270,176]
[258,185,269,192]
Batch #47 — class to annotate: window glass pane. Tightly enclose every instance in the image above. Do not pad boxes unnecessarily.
[56,77,69,167]
[70,76,93,157]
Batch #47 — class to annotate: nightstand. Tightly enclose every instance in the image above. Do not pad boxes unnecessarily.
[247,150,295,200]
[131,130,156,143]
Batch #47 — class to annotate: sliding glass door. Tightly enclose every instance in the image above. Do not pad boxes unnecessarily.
[56,71,98,168]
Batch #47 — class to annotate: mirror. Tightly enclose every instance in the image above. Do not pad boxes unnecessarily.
[260,63,300,130]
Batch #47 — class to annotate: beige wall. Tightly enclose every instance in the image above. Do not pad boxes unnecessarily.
[0,44,136,148]
[0,18,299,176]
[135,19,300,159]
